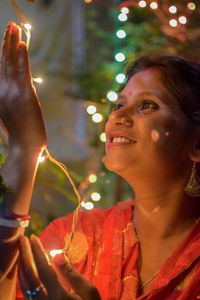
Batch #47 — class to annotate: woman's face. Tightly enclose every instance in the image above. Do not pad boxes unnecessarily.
[104,68,191,180]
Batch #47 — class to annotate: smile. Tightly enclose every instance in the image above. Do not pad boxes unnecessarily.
[107,136,136,148]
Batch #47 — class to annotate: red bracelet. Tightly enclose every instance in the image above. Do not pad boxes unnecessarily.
[0,214,31,228]
[0,214,31,221]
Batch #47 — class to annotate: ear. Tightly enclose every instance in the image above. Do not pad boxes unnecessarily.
[189,128,200,162]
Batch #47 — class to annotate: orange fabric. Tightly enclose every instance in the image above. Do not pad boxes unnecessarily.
[17,200,200,299]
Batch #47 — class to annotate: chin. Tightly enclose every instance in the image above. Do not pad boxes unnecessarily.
[104,155,127,174]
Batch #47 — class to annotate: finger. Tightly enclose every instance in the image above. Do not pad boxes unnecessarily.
[17,42,32,86]
[30,235,72,298]
[0,23,13,78]
[7,24,21,79]
[18,236,47,299]
[52,254,101,300]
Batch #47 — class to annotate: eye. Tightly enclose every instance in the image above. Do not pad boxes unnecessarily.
[115,102,126,110]
[139,100,159,111]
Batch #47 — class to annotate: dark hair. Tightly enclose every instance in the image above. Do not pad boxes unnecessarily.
[125,55,200,127]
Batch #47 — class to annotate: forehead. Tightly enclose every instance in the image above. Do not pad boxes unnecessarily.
[120,68,179,107]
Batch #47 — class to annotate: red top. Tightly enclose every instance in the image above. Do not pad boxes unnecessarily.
[17,200,200,299]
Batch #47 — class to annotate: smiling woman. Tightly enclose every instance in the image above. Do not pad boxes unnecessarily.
[0,22,200,300]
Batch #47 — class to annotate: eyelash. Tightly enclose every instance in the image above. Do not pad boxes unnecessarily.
[115,100,159,111]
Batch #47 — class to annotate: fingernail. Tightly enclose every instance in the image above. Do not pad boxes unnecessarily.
[7,22,14,29]
[30,234,37,244]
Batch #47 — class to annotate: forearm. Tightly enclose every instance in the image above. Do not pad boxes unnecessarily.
[1,144,43,215]
[0,145,43,298]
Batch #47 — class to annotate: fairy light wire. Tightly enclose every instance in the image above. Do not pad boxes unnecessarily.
[44,147,82,252]
[11,0,31,48]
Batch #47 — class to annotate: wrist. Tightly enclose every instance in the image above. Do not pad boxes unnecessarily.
[8,142,45,157]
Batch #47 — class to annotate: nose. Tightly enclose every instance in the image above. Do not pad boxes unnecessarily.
[108,109,133,127]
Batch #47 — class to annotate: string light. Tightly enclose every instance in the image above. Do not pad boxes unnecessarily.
[121,7,129,14]
[100,132,106,143]
[88,174,97,183]
[116,29,127,39]
[92,113,103,123]
[138,1,147,8]
[23,23,32,49]
[24,23,32,31]
[118,13,128,22]
[87,105,97,115]
[179,16,187,24]
[107,91,118,102]
[49,249,63,258]
[169,6,177,14]
[33,77,43,84]
[85,202,94,210]
[187,2,196,11]
[38,156,45,163]
[81,201,85,207]
[150,2,158,10]
[115,73,126,84]
[115,52,126,62]
[91,192,101,201]
[169,19,178,27]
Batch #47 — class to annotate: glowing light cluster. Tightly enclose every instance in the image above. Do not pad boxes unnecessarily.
[118,13,128,22]
[85,202,94,210]
[169,19,178,27]
[150,2,158,10]
[169,5,177,14]
[115,73,126,84]
[179,16,187,24]
[107,91,118,102]
[91,192,101,201]
[138,0,147,8]
[88,174,97,183]
[92,113,103,123]
[187,2,195,10]
[116,29,127,39]
[115,52,126,62]
[87,105,96,115]
[100,132,106,143]
[121,7,129,15]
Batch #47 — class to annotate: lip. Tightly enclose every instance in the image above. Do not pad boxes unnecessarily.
[106,132,137,148]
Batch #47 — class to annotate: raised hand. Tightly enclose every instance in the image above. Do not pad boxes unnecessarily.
[19,235,101,300]
[0,22,46,150]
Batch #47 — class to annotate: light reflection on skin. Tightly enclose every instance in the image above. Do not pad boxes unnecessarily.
[151,129,160,142]
[152,206,160,213]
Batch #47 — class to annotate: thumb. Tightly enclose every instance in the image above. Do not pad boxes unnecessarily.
[52,253,101,299]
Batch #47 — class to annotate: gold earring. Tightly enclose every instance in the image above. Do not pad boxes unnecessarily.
[184,162,200,197]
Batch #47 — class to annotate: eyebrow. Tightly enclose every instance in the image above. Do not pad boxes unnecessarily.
[118,91,170,105]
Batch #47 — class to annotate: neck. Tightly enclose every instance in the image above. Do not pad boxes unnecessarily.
[128,175,200,242]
